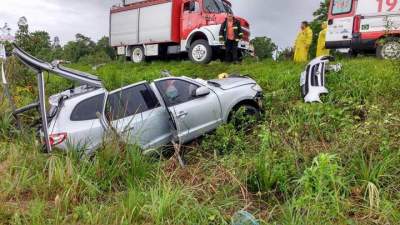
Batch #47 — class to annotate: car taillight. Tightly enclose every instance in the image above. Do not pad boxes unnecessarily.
[49,133,67,146]
[353,15,361,33]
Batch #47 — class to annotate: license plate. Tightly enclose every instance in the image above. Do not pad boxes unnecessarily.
[300,72,306,86]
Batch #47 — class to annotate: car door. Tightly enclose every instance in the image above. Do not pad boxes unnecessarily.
[326,0,356,48]
[154,78,222,143]
[58,90,106,152]
[181,0,204,39]
[105,82,172,149]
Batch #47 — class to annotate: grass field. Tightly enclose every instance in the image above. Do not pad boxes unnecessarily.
[0,57,399,225]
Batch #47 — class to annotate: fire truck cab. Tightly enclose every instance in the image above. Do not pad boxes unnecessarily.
[110,0,251,64]
[326,0,400,59]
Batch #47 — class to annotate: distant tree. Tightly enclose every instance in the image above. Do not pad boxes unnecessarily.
[309,0,330,58]
[63,33,96,62]
[96,36,116,60]
[250,36,277,59]
[15,17,32,52]
[277,47,294,61]
[30,31,52,60]
[52,36,61,48]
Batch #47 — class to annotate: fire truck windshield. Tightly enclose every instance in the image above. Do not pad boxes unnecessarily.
[204,0,232,14]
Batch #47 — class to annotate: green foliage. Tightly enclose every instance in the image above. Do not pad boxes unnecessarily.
[247,126,297,194]
[289,153,348,224]
[202,124,247,155]
[309,0,330,58]
[250,36,277,59]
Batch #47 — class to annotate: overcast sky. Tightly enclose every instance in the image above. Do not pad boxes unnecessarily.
[0,0,321,49]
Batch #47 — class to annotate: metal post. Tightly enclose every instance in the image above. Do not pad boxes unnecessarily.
[37,71,52,153]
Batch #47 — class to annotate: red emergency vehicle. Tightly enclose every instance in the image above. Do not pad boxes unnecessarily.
[326,0,400,59]
[110,0,251,63]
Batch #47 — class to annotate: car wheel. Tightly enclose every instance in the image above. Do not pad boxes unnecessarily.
[188,39,213,64]
[229,104,260,130]
[376,38,400,60]
[131,46,145,63]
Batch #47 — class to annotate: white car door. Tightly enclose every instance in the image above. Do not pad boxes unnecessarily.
[326,0,355,48]
[154,78,223,144]
[105,82,172,149]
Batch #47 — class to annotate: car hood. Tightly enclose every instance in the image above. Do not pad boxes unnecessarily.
[207,77,256,90]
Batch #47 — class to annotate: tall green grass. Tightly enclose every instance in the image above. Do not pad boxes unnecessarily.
[0,57,399,224]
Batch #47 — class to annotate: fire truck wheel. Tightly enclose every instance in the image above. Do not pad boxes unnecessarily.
[376,38,400,60]
[131,46,145,63]
[189,40,212,64]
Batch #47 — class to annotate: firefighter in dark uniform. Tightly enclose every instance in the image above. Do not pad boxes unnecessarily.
[219,13,243,62]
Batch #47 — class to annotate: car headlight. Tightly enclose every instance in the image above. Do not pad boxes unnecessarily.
[251,84,263,92]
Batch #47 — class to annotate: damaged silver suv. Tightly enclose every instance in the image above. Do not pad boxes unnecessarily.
[12,45,263,154]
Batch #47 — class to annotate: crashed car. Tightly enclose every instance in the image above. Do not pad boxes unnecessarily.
[12,45,263,154]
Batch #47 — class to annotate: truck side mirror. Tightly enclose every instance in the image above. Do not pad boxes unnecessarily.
[193,86,210,97]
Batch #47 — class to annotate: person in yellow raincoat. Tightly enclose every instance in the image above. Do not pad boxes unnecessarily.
[294,21,313,63]
[316,22,330,57]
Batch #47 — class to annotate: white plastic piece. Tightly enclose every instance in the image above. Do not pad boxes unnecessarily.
[300,56,332,103]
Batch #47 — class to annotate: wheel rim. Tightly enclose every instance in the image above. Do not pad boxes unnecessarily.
[191,44,207,62]
[382,42,400,59]
[132,48,144,63]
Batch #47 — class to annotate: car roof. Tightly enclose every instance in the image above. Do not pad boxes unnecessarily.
[12,44,103,88]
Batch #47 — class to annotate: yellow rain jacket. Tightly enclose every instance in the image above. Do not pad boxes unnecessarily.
[294,27,313,63]
[316,23,330,57]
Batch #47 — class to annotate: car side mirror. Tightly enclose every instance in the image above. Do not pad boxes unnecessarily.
[193,86,210,97]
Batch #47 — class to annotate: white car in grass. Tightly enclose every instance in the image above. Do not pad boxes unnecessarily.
[12,45,263,153]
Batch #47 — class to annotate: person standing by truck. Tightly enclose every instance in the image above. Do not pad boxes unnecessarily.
[294,21,313,63]
[219,13,243,62]
[316,22,330,57]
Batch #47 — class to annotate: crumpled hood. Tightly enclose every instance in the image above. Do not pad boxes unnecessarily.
[207,77,256,90]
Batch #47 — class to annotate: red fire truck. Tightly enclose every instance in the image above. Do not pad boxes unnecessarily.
[326,0,400,59]
[110,0,251,64]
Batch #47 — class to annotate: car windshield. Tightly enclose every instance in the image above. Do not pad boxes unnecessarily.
[204,0,232,13]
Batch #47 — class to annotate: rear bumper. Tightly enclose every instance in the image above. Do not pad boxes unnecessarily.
[351,34,376,51]
[326,36,376,51]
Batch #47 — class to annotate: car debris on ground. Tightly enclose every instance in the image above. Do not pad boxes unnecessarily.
[300,55,342,103]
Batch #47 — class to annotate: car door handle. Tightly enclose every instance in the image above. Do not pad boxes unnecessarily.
[176,111,188,118]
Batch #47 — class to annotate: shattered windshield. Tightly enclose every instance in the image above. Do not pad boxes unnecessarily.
[204,0,230,13]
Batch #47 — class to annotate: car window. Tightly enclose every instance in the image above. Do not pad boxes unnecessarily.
[70,93,105,121]
[204,0,226,13]
[183,0,200,12]
[332,0,353,15]
[156,79,200,107]
[106,84,160,121]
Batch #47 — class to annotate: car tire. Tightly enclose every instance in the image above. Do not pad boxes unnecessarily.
[229,104,261,130]
[131,46,146,63]
[188,39,213,64]
[376,37,400,60]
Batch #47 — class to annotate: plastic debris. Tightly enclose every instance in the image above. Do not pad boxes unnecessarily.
[231,210,259,225]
